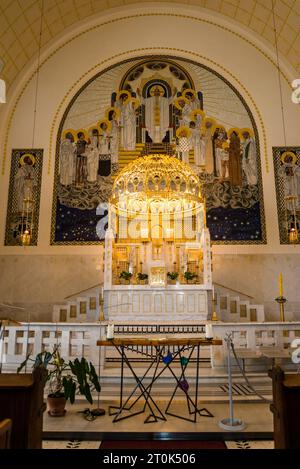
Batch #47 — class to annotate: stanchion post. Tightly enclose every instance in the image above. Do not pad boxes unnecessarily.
[219,333,246,431]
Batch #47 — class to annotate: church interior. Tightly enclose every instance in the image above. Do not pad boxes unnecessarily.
[0,0,300,454]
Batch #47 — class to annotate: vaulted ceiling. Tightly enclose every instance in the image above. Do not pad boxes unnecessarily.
[0,0,299,90]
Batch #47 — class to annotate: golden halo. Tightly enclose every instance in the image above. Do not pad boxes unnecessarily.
[202,117,216,132]
[88,125,99,135]
[130,97,141,110]
[183,88,197,99]
[211,124,225,135]
[149,84,165,97]
[174,96,189,110]
[189,109,205,121]
[240,127,254,138]
[281,151,297,165]
[98,119,112,133]
[75,128,89,141]
[62,128,76,140]
[227,127,241,138]
[176,125,191,138]
[117,89,131,102]
[19,153,36,166]
[105,106,120,121]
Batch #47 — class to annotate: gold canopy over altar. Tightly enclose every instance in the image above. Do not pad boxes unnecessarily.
[103,153,213,320]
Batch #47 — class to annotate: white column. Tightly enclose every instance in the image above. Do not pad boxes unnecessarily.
[104,228,114,289]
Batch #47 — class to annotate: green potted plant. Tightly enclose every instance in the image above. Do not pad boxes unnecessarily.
[137,272,148,285]
[18,345,100,417]
[167,271,179,284]
[184,271,197,284]
[119,271,133,285]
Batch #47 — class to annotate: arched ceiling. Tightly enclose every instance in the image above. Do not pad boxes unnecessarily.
[0,0,299,90]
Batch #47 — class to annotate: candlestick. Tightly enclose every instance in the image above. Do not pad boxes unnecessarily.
[99,297,105,321]
[279,273,283,297]
[275,296,286,322]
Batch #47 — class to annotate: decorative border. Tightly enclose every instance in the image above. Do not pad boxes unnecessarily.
[273,146,300,244]
[5,148,43,246]
[50,54,266,245]
[2,10,292,176]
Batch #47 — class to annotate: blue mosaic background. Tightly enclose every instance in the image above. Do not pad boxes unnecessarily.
[207,203,262,242]
[54,201,106,243]
[55,200,262,243]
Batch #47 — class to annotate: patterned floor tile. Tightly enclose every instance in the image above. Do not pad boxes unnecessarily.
[43,440,101,449]
[225,440,274,449]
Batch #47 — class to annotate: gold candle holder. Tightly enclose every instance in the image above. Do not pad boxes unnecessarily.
[275,296,286,322]
[99,296,105,321]
[211,297,218,321]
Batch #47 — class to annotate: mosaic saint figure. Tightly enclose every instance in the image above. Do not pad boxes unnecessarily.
[75,131,87,186]
[108,110,120,172]
[241,130,257,185]
[177,97,192,127]
[98,122,111,177]
[278,152,300,210]
[202,120,214,174]
[86,128,100,183]
[14,155,36,212]
[183,89,201,111]
[228,131,242,186]
[59,132,75,186]
[214,129,228,178]
[176,127,190,164]
[118,92,136,151]
[138,85,173,143]
[189,120,205,166]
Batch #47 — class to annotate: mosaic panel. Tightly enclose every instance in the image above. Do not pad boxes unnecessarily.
[5,149,43,246]
[273,146,300,244]
[51,56,265,244]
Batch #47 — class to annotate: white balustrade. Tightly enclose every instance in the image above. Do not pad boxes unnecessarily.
[1,321,300,373]
[211,321,300,368]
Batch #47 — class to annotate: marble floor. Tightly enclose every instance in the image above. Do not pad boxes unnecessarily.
[42,439,274,449]
[43,400,273,439]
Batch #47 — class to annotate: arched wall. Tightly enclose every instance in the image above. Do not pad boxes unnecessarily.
[0,3,299,320]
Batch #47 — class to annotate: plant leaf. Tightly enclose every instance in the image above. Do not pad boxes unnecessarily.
[89,362,101,393]
[70,381,76,404]
[17,353,31,373]
[84,383,93,404]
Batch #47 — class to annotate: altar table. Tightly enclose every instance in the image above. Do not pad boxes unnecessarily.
[97,336,222,424]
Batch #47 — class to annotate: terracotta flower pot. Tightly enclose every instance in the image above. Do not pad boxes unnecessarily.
[47,394,66,417]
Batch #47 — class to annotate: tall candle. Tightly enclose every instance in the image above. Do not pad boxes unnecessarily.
[279,273,283,297]
[205,323,213,339]
[212,286,215,300]
[107,323,114,339]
